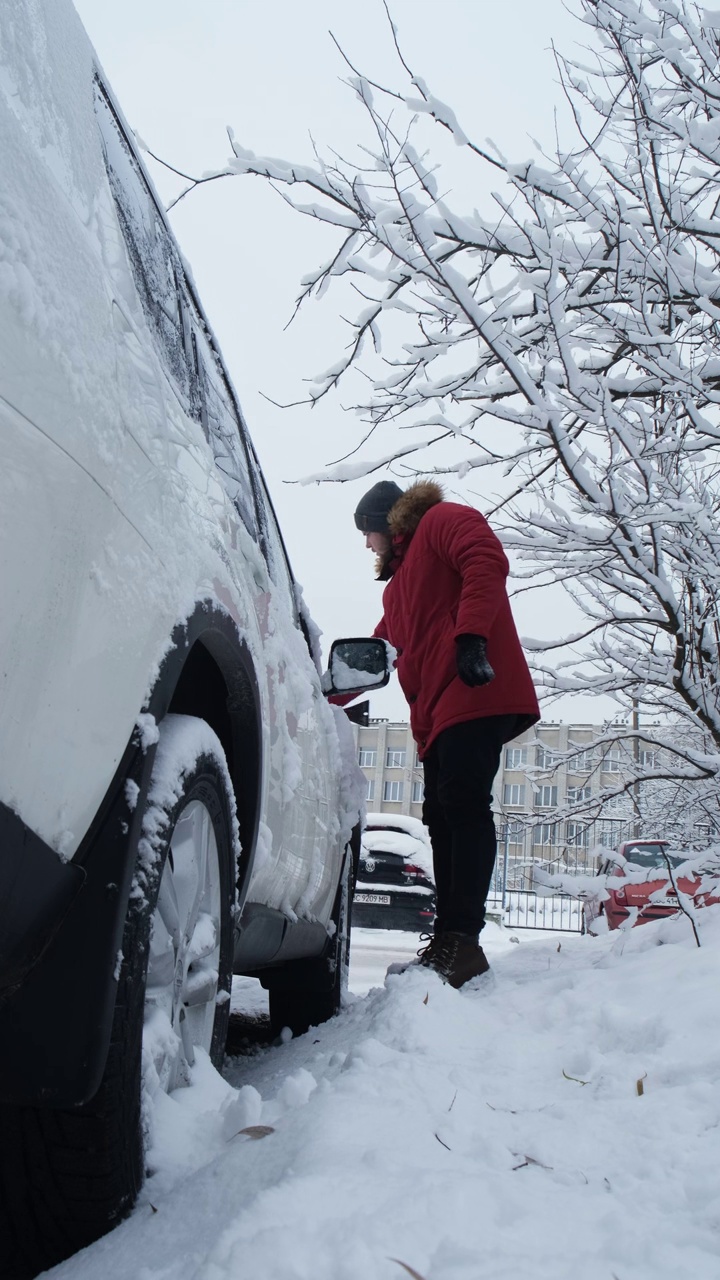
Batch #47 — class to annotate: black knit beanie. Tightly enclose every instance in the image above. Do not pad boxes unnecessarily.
[354,481,404,534]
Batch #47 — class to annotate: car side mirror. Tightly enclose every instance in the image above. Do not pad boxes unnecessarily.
[323,638,392,697]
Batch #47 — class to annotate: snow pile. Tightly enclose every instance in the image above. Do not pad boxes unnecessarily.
[48,907,720,1280]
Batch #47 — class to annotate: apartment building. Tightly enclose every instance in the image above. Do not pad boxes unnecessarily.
[354,718,647,851]
[356,719,424,814]
[495,719,640,851]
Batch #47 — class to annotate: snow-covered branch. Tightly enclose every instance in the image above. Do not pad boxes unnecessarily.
[190,0,720,820]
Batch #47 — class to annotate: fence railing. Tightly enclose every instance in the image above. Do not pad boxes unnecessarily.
[487,890,582,932]
[487,818,632,932]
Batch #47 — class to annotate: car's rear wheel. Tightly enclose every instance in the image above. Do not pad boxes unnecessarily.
[0,715,236,1278]
[269,842,353,1038]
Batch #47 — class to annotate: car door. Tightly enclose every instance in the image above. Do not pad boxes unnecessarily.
[246,471,339,922]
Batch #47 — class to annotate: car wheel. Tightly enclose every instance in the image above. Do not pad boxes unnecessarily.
[269,842,353,1038]
[142,723,235,1096]
[0,715,236,1278]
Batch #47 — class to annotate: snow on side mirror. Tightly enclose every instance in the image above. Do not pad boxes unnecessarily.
[322,638,392,697]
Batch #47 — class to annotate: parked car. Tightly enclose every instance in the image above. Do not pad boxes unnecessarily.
[354,813,436,931]
[583,839,720,932]
[0,4,390,1274]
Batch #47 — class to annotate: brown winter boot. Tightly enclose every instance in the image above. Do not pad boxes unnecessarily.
[417,931,490,989]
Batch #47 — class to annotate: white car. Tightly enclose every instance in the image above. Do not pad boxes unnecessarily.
[0,2,388,1274]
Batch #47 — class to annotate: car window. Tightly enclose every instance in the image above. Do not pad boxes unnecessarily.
[94,80,260,537]
[94,82,191,403]
[625,851,684,870]
[189,320,259,535]
[619,842,684,870]
[255,479,296,604]
[252,470,317,655]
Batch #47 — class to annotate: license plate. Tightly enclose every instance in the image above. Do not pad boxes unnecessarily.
[354,893,391,905]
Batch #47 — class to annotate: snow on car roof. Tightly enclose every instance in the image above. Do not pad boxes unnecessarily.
[362,813,433,879]
[365,811,430,842]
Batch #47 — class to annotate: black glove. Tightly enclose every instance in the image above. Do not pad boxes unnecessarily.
[455,634,495,688]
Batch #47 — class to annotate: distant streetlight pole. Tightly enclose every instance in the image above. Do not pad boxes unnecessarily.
[501,823,510,911]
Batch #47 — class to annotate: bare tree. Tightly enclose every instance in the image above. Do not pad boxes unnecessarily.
[172,0,720,815]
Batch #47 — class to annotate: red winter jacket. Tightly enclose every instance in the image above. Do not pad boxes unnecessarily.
[374,482,539,758]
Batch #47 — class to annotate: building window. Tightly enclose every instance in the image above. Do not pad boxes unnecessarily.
[358,748,377,767]
[414,750,421,768]
[639,749,658,768]
[366,779,375,802]
[598,824,623,848]
[603,794,624,812]
[532,823,558,847]
[602,749,622,773]
[412,780,424,804]
[505,747,527,769]
[533,785,558,809]
[503,783,526,807]
[565,822,588,848]
[386,749,406,768]
[569,748,594,773]
[535,745,559,771]
[567,785,592,805]
[383,780,403,803]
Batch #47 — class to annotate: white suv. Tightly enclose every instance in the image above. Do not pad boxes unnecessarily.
[0,2,388,1274]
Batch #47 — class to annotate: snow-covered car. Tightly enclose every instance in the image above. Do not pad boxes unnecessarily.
[0,4,390,1275]
[354,813,436,931]
[583,839,720,932]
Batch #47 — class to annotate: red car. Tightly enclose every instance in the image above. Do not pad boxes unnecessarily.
[584,839,720,932]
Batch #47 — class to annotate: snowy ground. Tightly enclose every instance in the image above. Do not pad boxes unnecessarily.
[46,915,720,1280]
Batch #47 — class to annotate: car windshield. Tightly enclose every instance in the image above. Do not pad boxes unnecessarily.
[622,843,684,870]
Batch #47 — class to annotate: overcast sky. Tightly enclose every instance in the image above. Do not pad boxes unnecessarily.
[72,0,610,723]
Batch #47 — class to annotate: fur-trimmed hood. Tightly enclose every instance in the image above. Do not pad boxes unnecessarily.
[388,481,444,539]
[375,481,445,579]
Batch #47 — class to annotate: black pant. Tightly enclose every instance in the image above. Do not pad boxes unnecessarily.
[422,716,516,938]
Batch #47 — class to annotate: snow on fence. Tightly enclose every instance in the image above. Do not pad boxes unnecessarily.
[486,819,630,932]
[487,890,583,933]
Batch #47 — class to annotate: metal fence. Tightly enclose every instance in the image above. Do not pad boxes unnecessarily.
[486,817,633,932]
[487,890,582,932]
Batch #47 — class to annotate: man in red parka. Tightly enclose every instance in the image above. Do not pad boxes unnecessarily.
[353,479,540,987]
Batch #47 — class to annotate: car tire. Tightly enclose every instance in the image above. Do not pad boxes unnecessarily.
[0,715,236,1279]
[269,842,353,1038]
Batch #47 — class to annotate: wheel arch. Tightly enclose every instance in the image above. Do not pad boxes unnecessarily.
[148,603,263,904]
